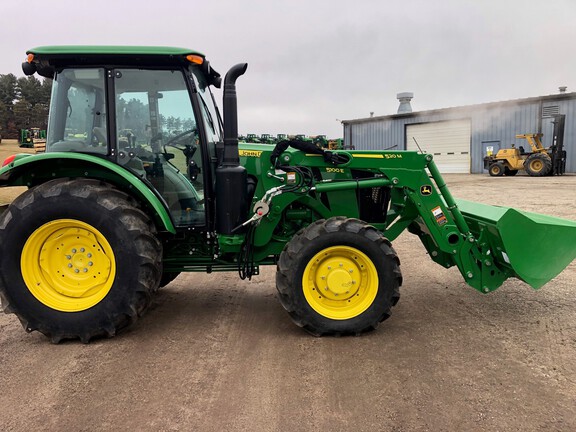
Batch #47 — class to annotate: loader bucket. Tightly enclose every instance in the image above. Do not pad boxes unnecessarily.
[456,199,576,289]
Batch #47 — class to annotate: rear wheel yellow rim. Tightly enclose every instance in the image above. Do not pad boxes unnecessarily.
[21,219,116,312]
[302,246,378,320]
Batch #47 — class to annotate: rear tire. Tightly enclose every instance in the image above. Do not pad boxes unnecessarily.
[524,153,552,176]
[276,217,402,336]
[0,179,162,343]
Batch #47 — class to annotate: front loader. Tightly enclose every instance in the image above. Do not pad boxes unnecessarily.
[1,46,576,343]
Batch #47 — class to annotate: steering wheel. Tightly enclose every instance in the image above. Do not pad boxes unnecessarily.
[164,128,198,149]
[163,128,199,167]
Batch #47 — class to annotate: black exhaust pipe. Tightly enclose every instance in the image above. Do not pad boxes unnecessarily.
[216,63,248,234]
[222,63,248,165]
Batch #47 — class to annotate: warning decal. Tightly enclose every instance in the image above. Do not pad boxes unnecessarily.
[432,206,448,226]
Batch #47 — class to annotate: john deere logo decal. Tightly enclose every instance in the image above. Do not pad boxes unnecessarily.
[239,150,263,158]
[420,185,432,196]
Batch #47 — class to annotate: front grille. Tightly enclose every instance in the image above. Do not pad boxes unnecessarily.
[358,186,390,223]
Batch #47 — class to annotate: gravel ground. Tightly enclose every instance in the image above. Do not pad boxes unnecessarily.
[1,140,575,431]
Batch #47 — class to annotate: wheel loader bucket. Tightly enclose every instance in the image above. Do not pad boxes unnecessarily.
[456,199,576,289]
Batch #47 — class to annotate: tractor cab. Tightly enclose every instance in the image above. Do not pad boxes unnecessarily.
[32,47,225,228]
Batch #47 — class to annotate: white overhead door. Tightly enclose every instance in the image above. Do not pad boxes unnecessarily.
[406,120,471,173]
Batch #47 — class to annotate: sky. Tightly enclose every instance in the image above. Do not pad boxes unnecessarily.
[1,0,575,138]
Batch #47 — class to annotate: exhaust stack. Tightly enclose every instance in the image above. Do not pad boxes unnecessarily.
[222,63,248,166]
[216,63,249,234]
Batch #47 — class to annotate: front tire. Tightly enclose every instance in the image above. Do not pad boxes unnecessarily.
[276,217,402,336]
[0,179,162,343]
[524,153,552,176]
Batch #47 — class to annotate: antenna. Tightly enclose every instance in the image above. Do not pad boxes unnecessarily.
[412,137,424,154]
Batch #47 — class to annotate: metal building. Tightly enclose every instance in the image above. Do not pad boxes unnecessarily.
[342,91,576,173]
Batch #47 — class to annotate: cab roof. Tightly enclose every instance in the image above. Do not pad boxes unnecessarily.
[24,45,212,81]
[27,45,204,57]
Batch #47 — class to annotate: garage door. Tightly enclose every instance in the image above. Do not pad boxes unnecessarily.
[406,120,471,173]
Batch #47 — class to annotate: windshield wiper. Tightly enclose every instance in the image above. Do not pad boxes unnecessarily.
[198,94,216,133]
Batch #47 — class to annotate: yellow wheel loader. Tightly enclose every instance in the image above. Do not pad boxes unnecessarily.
[484,115,567,177]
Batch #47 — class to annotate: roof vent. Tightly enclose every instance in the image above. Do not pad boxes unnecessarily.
[559,86,567,93]
[397,92,414,114]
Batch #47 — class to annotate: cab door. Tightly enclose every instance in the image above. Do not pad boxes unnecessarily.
[113,68,207,227]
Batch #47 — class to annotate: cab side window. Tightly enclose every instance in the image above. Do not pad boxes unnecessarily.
[46,68,107,153]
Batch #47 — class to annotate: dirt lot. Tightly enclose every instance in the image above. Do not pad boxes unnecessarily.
[0,140,35,212]
[1,140,575,431]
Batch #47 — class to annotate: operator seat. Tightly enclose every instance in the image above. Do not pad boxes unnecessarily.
[93,127,107,146]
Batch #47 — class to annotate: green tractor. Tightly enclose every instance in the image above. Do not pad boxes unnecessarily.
[1,46,576,343]
[19,127,47,148]
[245,133,261,143]
[259,133,277,144]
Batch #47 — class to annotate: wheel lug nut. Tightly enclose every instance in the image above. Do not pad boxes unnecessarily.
[80,248,85,253]
[74,269,79,273]
[88,262,93,266]
[83,268,88,273]
[66,255,72,260]
[68,263,73,268]
[87,253,92,258]
[72,248,77,253]
[339,263,343,267]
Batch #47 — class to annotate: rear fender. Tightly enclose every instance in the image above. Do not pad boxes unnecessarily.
[0,152,176,234]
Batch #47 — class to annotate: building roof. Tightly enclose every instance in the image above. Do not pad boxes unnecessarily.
[342,91,576,125]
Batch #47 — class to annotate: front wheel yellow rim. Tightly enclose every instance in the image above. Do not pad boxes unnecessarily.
[302,246,378,320]
[21,219,116,312]
[530,160,543,171]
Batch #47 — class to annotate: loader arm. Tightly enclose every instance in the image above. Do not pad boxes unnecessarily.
[371,154,518,293]
[375,155,576,292]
